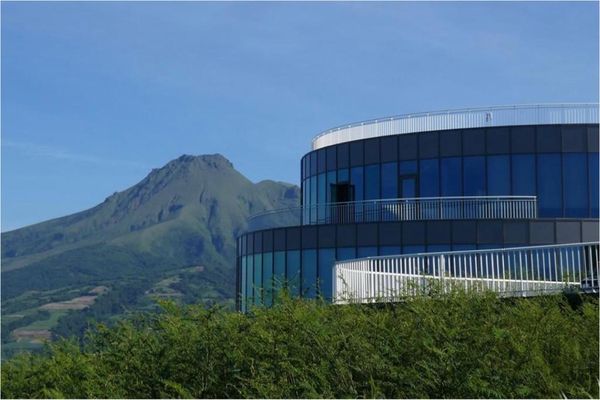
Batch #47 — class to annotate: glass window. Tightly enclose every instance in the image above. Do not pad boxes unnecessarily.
[319,248,336,301]
[274,251,285,295]
[441,157,462,196]
[302,249,317,298]
[310,176,317,223]
[399,160,417,174]
[326,171,336,203]
[379,246,401,256]
[317,149,326,173]
[401,177,416,198]
[253,254,262,306]
[512,154,535,196]
[326,146,336,171]
[337,143,349,169]
[262,252,273,307]
[318,173,326,222]
[382,162,398,199]
[365,164,380,200]
[419,159,439,197]
[403,245,425,254]
[337,247,356,260]
[452,244,476,251]
[463,156,485,196]
[246,255,254,307]
[241,256,247,312]
[563,153,587,217]
[338,168,349,183]
[487,155,510,195]
[589,153,599,217]
[310,152,317,176]
[427,245,451,253]
[538,154,562,217]
[358,247,377,258]
[351,167,364,201]
[286,250,301,296]
[350,141,364,166]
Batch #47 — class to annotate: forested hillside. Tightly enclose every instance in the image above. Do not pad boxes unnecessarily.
[1,154,299,358]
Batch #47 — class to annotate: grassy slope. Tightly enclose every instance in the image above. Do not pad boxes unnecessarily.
[1,154,299,357]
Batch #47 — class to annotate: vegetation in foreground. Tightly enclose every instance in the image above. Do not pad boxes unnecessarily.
[1,289,598,399]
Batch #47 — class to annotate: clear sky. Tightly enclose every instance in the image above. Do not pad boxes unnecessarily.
[2,1,598,231]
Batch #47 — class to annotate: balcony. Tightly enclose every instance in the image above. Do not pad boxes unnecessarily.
[247,196,537,231]
[333,242,600,304]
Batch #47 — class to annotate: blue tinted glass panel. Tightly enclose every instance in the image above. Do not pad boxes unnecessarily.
[241,256,247,312]
[351,167,364,201]
[253,254,262,306]
[338,168,349,183]
[302,249,317,298]
[399,160,417,174]
[326,171,336,203]
[365,165,380,200]
[441,157,462,196]
[274,251,285,294]
[286,250,301,296]
[487,155,510,195]
[310,177,317,223]
[382,162,398,198]
[453,244,476,251]
[427,245,451,253]
[589,153,599,217]
[419,159,439,197]
[403,245,425,254]
[463,156,485,196]
[318,249,336,301]
[538,154,562,217]
[379,246,402,256]
[401,177,416,198]
[563,153,587,217]
[337,247,356,260]
[246,255,254,306]
[512,154,535,196]
[358,247,377,257]
[262,252,273,307]
[318,173,326,221]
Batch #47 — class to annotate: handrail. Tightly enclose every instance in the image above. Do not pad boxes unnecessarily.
[312,103,599,150]
[247,196,538,231]
[333,242,600,304]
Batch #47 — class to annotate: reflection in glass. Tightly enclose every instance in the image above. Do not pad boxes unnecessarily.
[286,250,301,296]
[302,249,317,298]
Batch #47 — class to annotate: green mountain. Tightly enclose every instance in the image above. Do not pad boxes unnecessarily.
[1,154,299,357]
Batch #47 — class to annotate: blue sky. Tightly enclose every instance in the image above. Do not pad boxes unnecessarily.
[2,2,598,231]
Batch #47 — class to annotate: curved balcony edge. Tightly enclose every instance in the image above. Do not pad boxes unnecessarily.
[246,196,538,232]
[312,103,599,150]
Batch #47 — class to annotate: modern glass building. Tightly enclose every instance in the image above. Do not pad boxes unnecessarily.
[237,104,599,311]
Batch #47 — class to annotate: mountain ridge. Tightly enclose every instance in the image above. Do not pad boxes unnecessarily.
[1,153,299,357]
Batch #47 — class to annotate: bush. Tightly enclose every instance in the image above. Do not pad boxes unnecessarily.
[2,290,598,398]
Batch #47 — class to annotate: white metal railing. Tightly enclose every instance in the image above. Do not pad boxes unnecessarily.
[247,196,537,231]
[333,242,600,304]
[312,103,599,150]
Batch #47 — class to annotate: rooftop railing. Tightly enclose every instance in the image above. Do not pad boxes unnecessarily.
[333,242,600,304]
[312,103,599,150]
[247,196,537,231]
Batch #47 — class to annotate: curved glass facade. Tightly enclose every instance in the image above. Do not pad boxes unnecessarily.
[301,125,599,218]
[239,118,599,312]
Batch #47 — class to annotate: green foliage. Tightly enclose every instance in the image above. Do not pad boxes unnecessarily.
[2,291,598,399]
